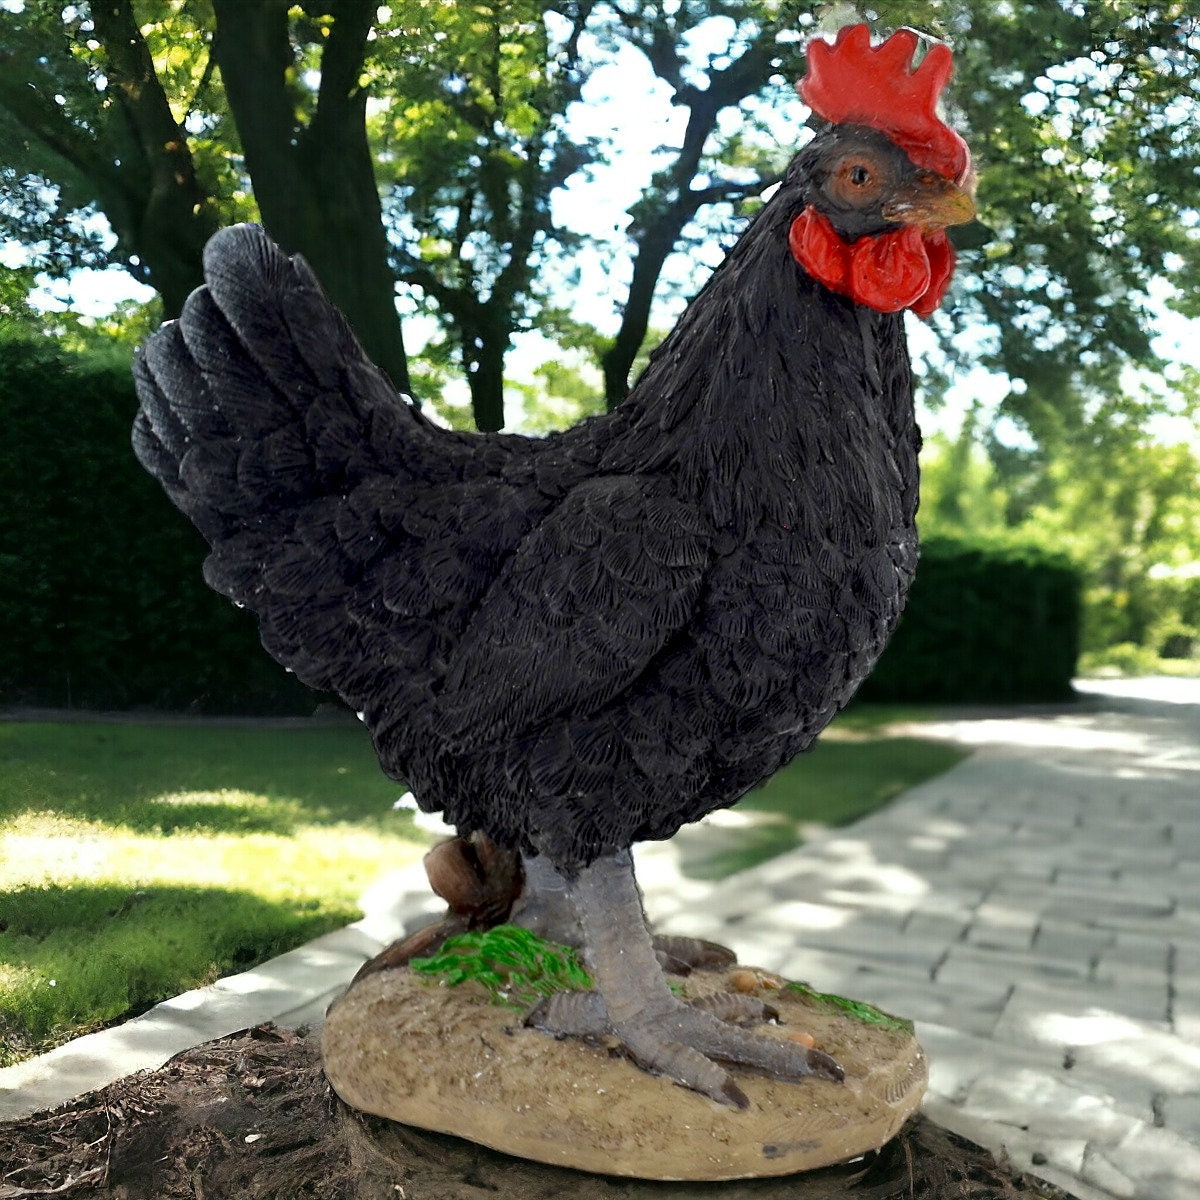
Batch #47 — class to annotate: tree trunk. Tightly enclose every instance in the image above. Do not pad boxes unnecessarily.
[90,0,220,316]
[601,211,694,407]
[468,329,509,433]
[0,0,219,318]
[211,0,411,395]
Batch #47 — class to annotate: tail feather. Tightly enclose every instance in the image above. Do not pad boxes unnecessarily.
[130,222,557,786]
[139,322,230,441]
[178,287,295,432]
[202,225,363,399]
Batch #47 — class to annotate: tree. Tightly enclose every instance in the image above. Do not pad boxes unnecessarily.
[0,0,411,390]
[378,0,596,430]
[919,374,1200,657]
[3,1,1199,442]
[0,0,223,316]
[937,1,1200,453]
[591,0,804,405]
[209,0,411,392]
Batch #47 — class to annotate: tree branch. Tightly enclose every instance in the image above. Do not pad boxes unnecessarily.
[0,52,115,188]
[601,21,788,404]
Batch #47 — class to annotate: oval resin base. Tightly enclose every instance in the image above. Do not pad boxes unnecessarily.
[321,965,927,1181]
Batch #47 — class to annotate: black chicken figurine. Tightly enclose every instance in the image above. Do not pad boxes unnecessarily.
[133,25,974,1114]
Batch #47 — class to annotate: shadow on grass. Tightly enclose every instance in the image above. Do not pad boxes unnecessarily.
[0,722,410,834]
[0,880,355,1065]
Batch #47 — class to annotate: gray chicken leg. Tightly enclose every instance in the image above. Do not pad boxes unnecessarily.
[512,851,735,975]
[525,850,843,1109]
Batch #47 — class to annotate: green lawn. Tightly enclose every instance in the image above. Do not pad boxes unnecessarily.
[0,721,430,1067]
[0,707,963,1066]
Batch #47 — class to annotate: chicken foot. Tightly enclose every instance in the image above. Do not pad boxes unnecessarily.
[511,851,736,975]
[525,849,843,1109]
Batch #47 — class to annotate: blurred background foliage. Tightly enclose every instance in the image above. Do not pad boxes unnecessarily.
[1,0,1198,709]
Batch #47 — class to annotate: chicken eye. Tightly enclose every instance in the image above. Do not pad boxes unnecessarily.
[827,155,885,208]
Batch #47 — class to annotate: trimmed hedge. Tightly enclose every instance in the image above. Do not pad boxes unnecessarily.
[1,333,1080,712]
[861,536,1081,703]
[0,331,319,713]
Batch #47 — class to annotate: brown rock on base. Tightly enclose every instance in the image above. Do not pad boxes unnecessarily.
[322,966,927,1181]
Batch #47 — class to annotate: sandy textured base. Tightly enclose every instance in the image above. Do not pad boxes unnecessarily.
[322,967,927,1181]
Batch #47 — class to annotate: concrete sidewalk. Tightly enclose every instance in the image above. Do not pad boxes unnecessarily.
[3,677,1198,1200]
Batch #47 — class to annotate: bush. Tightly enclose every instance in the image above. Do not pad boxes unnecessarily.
[1078,643,1162,677]
[0,330,321,713]
[860,536,1082,703]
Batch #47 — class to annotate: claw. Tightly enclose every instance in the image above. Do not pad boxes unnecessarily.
[720,1078,751,1111]
[805,1046,845,1083]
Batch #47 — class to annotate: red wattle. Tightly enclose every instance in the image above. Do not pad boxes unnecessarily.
[789,205,955,316]
[911,231,956,319]
[789,208,849,294]
[849,227,931,314]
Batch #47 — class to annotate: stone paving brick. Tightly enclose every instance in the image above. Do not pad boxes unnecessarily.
[1042,890,1176,927]
[1109,932,1174,965]
[1069,1029,1200,1096]
[869,978,1010,1038]
[902,911,970,943]
[1171,945,1200,979]
[994,982,1174,1054]
[1172,1013,1200,1042]
[961,1065,1144,1143]
[754,898,897,935]
[1032,918,1115,964]
[967,901,1042,952]
[1157,1091,1200,1137]
[1081,1123,1200,1200]
[1092,946,1172,987]
[904,885,991,920]
[1078,1142,1148,1200]
[1070,844,1180,873]
[1076,818,1173,847]
[766,944,873,992]
[918,1023,1039,1105]
[1060,974,1173,1025]
[1056,868,1121,890]
[786,924,951,976]
[935,944,1091,992]
[1061,845,1181,872]
[966,924,1037,953]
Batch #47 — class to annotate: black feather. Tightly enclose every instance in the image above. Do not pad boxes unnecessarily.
[133,147,921,871]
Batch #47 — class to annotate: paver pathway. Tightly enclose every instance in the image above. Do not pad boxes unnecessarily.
[3,678,1198,1200]
[637,676,1200,1200]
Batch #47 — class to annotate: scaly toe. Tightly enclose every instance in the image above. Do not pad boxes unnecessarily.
[652,935,737,975]
[524,989,608,1038]
[669,1005,845,1085]
[688,991,780,1025]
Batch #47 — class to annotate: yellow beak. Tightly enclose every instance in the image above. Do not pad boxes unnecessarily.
[882,171,976,234]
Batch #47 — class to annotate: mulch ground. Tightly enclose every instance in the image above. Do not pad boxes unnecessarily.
[1,1024,1075,1200]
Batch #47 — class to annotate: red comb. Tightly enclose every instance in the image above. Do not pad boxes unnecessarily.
[799,24,970,185]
